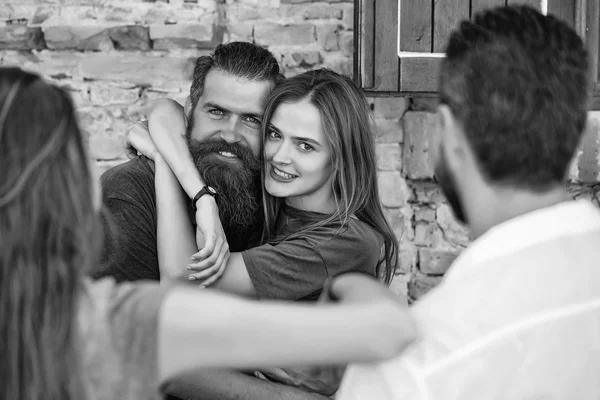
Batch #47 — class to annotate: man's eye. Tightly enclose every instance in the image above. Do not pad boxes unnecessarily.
[209,109,224,116]
[298,143,314,152]
[245,116,261,125]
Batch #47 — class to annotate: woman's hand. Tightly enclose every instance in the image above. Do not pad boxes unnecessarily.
[124,120,160,161]
[187,195,230,288]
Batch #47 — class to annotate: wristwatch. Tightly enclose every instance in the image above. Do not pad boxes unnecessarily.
[192,185,218,211]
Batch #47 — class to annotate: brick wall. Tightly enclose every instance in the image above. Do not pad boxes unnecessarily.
[2,0,599,303]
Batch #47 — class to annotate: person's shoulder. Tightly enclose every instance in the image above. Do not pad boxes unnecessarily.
[101,157,156,202]
[101,157,154,191]
[308,216,383,251]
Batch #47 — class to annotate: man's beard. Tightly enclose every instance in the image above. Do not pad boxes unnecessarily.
[186,128,262,238]
[434,148,467,224]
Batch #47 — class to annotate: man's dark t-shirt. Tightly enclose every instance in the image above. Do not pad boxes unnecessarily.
[92,157,253,282]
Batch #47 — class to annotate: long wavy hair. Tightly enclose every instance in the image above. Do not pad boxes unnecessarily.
[260,69,398,284]
[0,67,97,399]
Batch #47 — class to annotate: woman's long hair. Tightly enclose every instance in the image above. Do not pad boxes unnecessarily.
[260,69,398,284]
[0,68,97,399]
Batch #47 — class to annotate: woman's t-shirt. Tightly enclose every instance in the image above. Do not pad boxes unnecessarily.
[78,277,170,400]
[242,206,384,301]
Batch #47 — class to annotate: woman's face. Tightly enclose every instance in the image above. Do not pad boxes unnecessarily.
[263,98,335,213]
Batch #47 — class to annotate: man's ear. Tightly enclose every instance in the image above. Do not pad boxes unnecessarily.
[438,104,467,169]
[184,97,192,127]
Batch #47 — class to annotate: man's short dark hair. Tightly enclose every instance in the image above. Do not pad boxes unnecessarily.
[188,42,285,113]
[439,5,589,190]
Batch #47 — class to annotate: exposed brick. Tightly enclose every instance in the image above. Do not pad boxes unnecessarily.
[413,181,447,204]
[398,242,417,274]
[436,203,470,247]
[281,50,322,69]
[339,3,353,28]
[373,116,403,143]
[378,171,412,208]
[88,82,142,106]
[320,51,352,76]
[402,111,436,179]
[284,3,343,20]
[388,273,410,305]
[0,25,45,50]
[419,248,460,275]
[224,21,254,42]
[78,54,195,85]
[254,22,315,46]
[43,26,112,51]
[376,143,402,171]
[339,30,352,57]
[110,25,152,50]
[414,221,443,247]
[372,97,409,119]
[1,50,83,79]
[150,23,213,48]
[385,206,414,244]
[411,96,440,112]
[408,275,442,301]
[415,206,436,222]
[315,21,341,51]
[79,105,146,160]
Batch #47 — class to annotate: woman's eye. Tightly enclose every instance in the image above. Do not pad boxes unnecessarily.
[298,143,314,152]
[268,130,281,140]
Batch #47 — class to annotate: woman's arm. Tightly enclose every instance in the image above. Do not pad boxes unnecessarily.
[147,98,229,279]
[154,156,197,282]
[158,273,417,384]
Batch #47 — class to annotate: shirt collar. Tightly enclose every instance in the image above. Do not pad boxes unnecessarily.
[445,200,600,284]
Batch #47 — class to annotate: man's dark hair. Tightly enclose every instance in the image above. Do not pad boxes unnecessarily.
[439,5,589,190]
[188,41,285,114]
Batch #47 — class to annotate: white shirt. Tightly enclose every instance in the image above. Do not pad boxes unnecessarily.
[338,200,600,400]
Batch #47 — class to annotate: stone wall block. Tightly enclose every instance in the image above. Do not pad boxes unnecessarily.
[398,242,417,274]
[320,51,352,75]
[385,206,414,243]
[408,274,442,301]
[78,54,195,85]
[0,25,45,50]
[410,97,439,112]
[339,30,352,57]
[88,82,142,106]
[372,97,409,119]
[373,116,403,143]
[150,23,214,49]
[224,21,254,42]
[419,247,460,275]
[436,203,470,247]
[281,50,322,69]
[337,3,353,28]
[403,111,436,179]
[413,181,446,204]
[315,21,341,51]
[415,206,436,222]
[43,25,111,50]
[1,50,83,79]
[376,143,402,171]
[378,171,412,208]
[389,273,410,305]
[284,3,343,20]
[254,22,316,46]
[414,221,443,247]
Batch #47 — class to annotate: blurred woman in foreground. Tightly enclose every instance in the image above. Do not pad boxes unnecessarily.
[0,66,416,400]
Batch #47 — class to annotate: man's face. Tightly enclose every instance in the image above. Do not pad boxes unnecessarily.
[187,68,273,157]
[185,69,274,237]
[434,145,467,224]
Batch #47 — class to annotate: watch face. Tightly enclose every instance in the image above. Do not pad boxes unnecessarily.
[207,186,217,195]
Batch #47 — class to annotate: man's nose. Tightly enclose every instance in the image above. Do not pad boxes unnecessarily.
[220,117,242,144]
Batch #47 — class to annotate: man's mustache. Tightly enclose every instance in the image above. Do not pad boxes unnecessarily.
[187,138,261,172]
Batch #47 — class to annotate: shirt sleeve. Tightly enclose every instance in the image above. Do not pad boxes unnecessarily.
[90,160,160,282]
[242,223,381,301]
